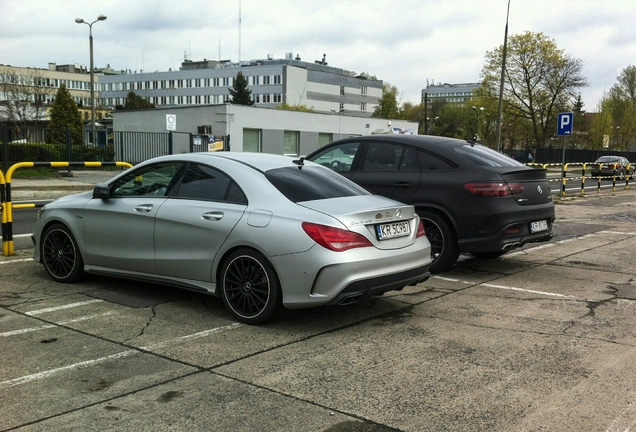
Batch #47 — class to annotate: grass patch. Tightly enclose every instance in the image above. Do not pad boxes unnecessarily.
[10,167,63,179]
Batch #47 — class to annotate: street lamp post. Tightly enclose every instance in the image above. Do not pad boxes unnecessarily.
[472,106,484,142]
[75,14,107,146]
[331,108,344,139]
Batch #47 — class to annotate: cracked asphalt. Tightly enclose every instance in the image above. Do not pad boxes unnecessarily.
[1,189,635,431]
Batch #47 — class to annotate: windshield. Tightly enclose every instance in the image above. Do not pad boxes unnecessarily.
[265,166,369,203]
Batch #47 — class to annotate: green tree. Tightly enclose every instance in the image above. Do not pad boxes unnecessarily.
[229,71,254,105]
[118,91,155,110]
[589,96,613,150]
[47,84,83,145]
[609,65,636,105]
[372,83,400,119]
[480,31,587,148]
[607,66,636,151]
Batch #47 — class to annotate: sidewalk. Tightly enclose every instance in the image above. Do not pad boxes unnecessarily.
[8,171,120,201]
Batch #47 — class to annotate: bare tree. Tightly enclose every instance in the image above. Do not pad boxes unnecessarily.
[480,31,587,148]
[0,67,54,140]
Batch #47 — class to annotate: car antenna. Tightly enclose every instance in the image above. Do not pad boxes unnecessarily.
[292,157,305,169]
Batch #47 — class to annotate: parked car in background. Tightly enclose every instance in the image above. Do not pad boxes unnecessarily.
[306,135,555,273]
[33,153,431,324]
[590,156,632,179]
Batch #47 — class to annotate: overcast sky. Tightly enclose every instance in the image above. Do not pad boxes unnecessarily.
[1,0,634,110]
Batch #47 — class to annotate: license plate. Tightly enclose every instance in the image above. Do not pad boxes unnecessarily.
[376,221,411,240]
[530,220,548,233]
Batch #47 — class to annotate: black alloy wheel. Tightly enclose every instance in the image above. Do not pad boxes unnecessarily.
[41,223,84,283]
[418,210,459,274]
[220,249,282,325]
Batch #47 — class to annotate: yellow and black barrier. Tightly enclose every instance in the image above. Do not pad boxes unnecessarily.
[1,161,132,257]
[528,162,633,198]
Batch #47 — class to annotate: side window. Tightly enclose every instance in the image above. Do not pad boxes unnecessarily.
[418,151,455,171]
[399,147,420,171]
[308,142,359,173]
[175,164,246,204]
[111,162,183,197]
[362,143,402,171]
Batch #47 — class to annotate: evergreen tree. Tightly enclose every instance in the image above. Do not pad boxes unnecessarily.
[371,83,400,119]
[47,84,84,145]
[229,72,254,105]
[119,91,156,110]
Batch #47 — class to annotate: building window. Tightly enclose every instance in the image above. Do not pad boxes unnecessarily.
[360,102,367,111]
[361,86,367,95]
[213,78,220,87]
[340,86,345,96]
[263,75,270,85]
[262,94,271,103]
[319,133,333,147]
[284,130,300,156]
[243,128,261,153]
[274,75,282,85]
[195,95,201,104]
[339,103,344,111]
[273,94,282,103]
[186,96,192,104]
[195,79,201,87]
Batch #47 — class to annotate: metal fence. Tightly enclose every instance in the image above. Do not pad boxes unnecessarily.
[3,124,634,169]
[0,125,200,171]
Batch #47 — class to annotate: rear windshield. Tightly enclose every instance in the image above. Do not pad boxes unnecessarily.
[265,166,369,203]
[454,144,524,167]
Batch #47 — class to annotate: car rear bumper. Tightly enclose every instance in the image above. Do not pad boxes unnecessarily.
[272,236,432,309]
[457,204,555,254]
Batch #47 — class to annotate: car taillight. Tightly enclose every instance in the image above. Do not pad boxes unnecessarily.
[416,220,426,238]
[302,222,373,252]
[464,182,524,197]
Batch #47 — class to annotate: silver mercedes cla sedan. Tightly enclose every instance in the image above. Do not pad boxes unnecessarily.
[33,152,432,324]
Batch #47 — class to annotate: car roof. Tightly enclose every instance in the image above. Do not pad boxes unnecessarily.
[140,151,311,172]
[333,134,469,149]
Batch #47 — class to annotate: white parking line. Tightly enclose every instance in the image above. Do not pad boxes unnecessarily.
[432,276,573,299]
[481,283,574,298]
[0,323,242,388]
[0,351,137,388]
[0,258,34,265]
[0,311,116,337]
[25,300,104,316]
[140,323,242,351]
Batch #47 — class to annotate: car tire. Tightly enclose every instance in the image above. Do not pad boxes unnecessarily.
[471,251,508,260]
[41,223,85,283]
[418,210,459,274]
[220,248,283,325]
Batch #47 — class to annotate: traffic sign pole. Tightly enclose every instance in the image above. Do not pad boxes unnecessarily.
[557,112,574,198]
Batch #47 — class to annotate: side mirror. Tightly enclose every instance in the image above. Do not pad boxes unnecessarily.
[92,183,110,199]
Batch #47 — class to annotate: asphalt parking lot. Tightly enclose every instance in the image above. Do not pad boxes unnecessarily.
[1,189,636,431]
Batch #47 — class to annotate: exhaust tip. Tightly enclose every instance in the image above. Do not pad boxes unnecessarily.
[338,293,364,305]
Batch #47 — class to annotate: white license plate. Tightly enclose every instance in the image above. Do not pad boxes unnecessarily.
[530,220,548,233]
[376,221,411,240]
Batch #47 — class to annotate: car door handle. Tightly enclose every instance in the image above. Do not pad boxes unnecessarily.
[393,181,410,188]
[202,211,224,221]
[134,204,154,212]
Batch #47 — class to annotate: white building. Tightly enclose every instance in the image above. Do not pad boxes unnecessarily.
[112,104,417,161]
[99,54,383,116]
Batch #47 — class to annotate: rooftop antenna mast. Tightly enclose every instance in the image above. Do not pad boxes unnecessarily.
[238,0,241,62]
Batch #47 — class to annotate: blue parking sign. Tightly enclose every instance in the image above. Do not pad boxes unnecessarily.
[557,112,574,136]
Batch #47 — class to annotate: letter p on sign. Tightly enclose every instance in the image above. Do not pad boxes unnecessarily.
[557,112,573,136]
